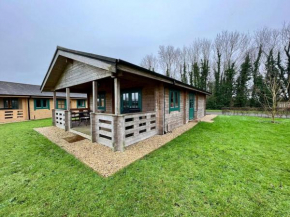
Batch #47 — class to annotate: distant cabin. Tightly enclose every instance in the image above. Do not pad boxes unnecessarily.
[41,46,211,151]
[0,81,86,123]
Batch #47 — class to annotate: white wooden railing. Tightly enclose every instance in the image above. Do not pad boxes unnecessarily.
[123,112,157,147]
[55,109,66,129]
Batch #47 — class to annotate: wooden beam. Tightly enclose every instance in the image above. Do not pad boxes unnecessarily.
[66,88,70,111]
[114,77,120,115]
[92,81,98,113]
[53,91,57,109]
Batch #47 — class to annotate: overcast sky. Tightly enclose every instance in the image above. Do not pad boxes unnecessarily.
[0,0,289,85]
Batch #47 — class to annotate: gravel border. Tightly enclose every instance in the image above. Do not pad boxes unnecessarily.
[34,115,216,177]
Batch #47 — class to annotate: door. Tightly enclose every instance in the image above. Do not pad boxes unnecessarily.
[189,93,195,120]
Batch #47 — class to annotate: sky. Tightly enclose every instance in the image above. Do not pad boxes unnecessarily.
[0,0,289,85]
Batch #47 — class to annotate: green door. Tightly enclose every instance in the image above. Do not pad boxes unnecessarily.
[189,93,195,120]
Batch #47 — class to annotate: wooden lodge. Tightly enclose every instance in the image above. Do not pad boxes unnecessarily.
[0,81,86,123]
[41,46,211,151]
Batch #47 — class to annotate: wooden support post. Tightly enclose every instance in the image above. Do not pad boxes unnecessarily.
[65,88,71,130]
[52,91,56,126]
[114,77,120,115]
[66,88,70,111]
[113,115,125,151]
[92,81,98,113]
[87,93,90,110]
[53,91,57,109]
[91,113,96,142]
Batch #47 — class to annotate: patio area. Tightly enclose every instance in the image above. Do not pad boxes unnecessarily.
[34,115,216,177]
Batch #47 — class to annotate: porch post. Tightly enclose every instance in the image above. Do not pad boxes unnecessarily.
[52,91,56,126]
[113,77,124,151]
[92,81,98,113]
[114,77,120,115]
[66,88,71,111]
[91,81,98,142]
[65,88,71,131]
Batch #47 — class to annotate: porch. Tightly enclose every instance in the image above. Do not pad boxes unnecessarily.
[52,75,161,151]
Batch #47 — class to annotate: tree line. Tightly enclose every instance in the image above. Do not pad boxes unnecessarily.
[140,23,290,109]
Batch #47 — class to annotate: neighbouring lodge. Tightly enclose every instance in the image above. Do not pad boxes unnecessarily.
[0,81,86,123]
[41,46,211,151]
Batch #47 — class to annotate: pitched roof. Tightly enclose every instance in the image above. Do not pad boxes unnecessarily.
[0,81,86,98]
[41,46,211,95]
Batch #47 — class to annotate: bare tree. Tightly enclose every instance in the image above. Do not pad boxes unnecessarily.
[140,54,159,71]
[158,45,179,78]
[259,74,289,123]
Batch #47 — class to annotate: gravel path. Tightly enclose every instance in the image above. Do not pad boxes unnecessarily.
[34,115,216,177]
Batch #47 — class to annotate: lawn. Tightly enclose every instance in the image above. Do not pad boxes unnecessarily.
[0,116,290,216]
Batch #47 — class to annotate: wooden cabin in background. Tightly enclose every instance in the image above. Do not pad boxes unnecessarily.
[0,81,86,123]
[41,46,211,151]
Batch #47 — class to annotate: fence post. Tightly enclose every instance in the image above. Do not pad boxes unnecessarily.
[113,115,125,152]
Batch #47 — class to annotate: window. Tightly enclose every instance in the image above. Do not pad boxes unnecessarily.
[97,93,106,110]
[3,98,18,109]
[77,99,86,108]
[56,99,66,109]
[169,89,180,112]
[34,99,50,110]
[121,89,142,114]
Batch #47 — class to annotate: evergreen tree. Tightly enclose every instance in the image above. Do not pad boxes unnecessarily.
[182,61,188,84]
[200,59,210,90]
[193,62,200,88]
[235,53,252,107]
[189,63,194,86]
[250,45,262,107]
[166,64,170,77]
[222,63,236,107]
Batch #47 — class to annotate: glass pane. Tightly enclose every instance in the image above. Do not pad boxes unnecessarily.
[36,99,42,108]
[42,100,47,108]
[131,92,138,108]
[175,92,178,108]
[58,100,65,109]
[123,93,129,109]
[101,98,104,107]
[170,92,174,108]
[4,99,9,108]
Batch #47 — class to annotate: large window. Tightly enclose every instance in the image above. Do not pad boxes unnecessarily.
[56,99,66,109]
[3,98,18,109]
[77,99,86,108]
[97,93,106,111]
[121,89,142,114]
[34,99,50,110]
[169,89,180,112]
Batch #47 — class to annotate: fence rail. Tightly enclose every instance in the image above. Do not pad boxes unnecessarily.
[0,109,24,122]
[124,112,157,147]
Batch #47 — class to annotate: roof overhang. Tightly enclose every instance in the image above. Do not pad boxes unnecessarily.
[117,60,211,95]
[40,46,117,92]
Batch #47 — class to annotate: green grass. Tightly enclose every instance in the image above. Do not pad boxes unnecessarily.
[0,116,290,216]
[206,109,222,112]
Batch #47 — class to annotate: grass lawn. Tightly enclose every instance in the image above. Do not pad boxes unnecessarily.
[206,109,222,112]
[1,116,290,216]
